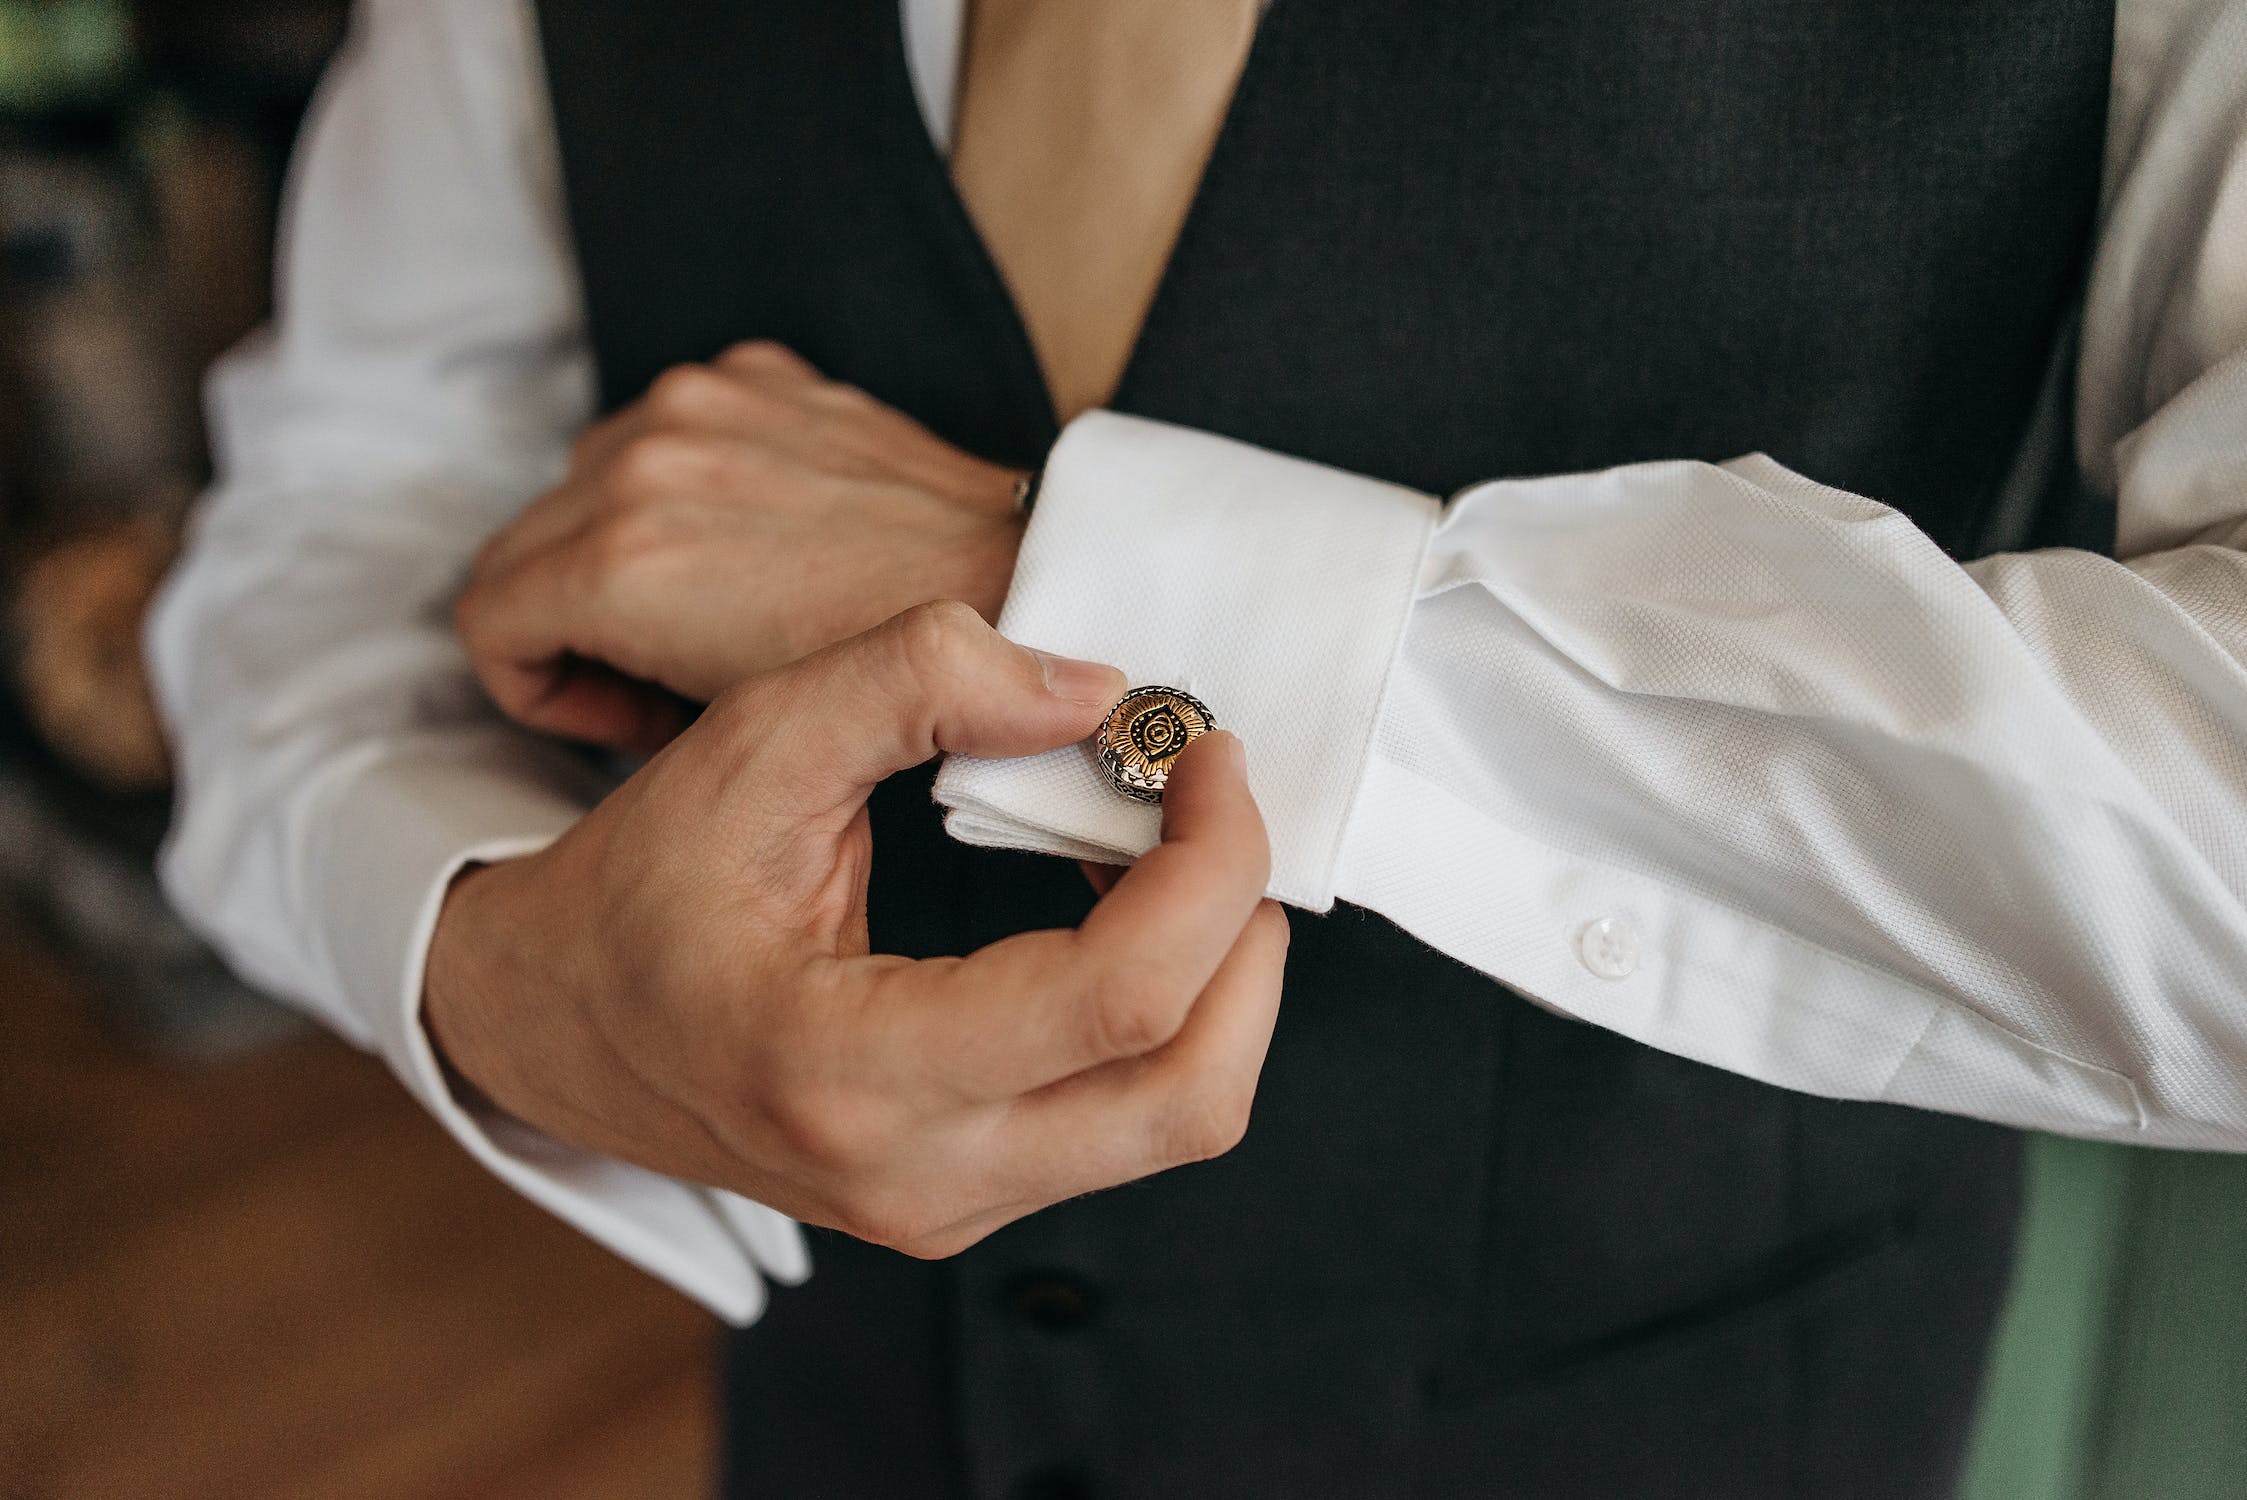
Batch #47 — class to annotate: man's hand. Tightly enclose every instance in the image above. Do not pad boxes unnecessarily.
[456,341,1029,751]
[425,602,1288,1258]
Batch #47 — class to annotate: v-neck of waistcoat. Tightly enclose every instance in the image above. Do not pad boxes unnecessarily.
[864,0,1298,451]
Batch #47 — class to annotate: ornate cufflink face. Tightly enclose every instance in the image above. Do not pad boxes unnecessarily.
[1096,686,1215,804]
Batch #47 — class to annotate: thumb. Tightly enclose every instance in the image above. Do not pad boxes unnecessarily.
[732,600,1124,813]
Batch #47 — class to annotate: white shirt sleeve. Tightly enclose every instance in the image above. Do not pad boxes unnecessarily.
[936,0,2247,1151]
[147,0,806,1323]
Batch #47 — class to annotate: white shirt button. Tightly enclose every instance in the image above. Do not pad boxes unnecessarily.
[1574,916,1639,980]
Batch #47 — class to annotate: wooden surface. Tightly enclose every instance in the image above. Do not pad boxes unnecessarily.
[0,917,719,1500]
[13,900,2245,1500]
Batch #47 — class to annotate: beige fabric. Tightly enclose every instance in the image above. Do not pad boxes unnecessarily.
[951,0,1261,423]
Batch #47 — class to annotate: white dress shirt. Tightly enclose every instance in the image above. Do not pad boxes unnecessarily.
[150,0,2247,1325]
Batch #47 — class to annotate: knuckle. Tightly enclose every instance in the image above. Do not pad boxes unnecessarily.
[1164,1080,1255,1164]
[907,595,984,634]
[723,339,810,377]
[644,362,729,419]
[1091,972,1187,1057]
[833,1181,945,1253]
[764,1083,885,1173]
[581,508,670,578]
[889,597,985,674]
[606,431,706,499]
[807,376,877,414]
[893,1220,993,1261]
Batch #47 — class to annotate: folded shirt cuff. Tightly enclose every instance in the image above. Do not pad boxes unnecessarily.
[934,412,1438,911]
[310,730,808,1324]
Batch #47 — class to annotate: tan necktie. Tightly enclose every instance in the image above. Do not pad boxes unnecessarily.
[951,0,1262,424]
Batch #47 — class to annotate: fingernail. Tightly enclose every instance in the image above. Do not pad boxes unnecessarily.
[1212,729,1247,775]
[1030,649,1123,706]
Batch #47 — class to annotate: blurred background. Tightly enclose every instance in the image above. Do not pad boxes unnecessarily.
[0,4,715,1496]
[0,4,2238,1498]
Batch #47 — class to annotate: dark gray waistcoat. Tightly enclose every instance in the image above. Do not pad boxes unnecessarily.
[533,1,2114,1494]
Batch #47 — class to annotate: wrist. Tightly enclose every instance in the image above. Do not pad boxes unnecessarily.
[423,857,532,1119]
[954,508,1028,623]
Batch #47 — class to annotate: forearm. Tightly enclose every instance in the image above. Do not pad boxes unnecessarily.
[150,420,813,1324]
[147,0,810,1323]
[149,456,596,1039]
[940,0,2247,1146]
[938,411,2247,1148]
[1378,449,2247,1145]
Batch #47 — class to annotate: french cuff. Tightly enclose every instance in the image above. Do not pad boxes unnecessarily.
[308,730,808,1325]
[934,412,1438,911]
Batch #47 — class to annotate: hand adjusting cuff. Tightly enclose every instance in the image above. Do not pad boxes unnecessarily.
[933,412,1437,912]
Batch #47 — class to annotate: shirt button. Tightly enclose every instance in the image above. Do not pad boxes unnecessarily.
[1004,1271,1101,1331]
[1574,916,1639,980]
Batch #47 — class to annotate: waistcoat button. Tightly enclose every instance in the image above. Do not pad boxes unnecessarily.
[1004,1271,1101,1331]
[1011,1464,1094,1500]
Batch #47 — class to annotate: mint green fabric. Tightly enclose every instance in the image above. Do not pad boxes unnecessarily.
[1964,1137,2247,1500]
[0,0,130,111]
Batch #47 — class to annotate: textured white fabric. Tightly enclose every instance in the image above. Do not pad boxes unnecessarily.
[937,413,1436,909]
[946,8,2247,1154]
[148,0,2247,1324]
[145,0,807,1324]
[952,425,2247,1146]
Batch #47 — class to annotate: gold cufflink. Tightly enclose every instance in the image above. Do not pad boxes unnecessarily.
[1096,686,1215,804]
